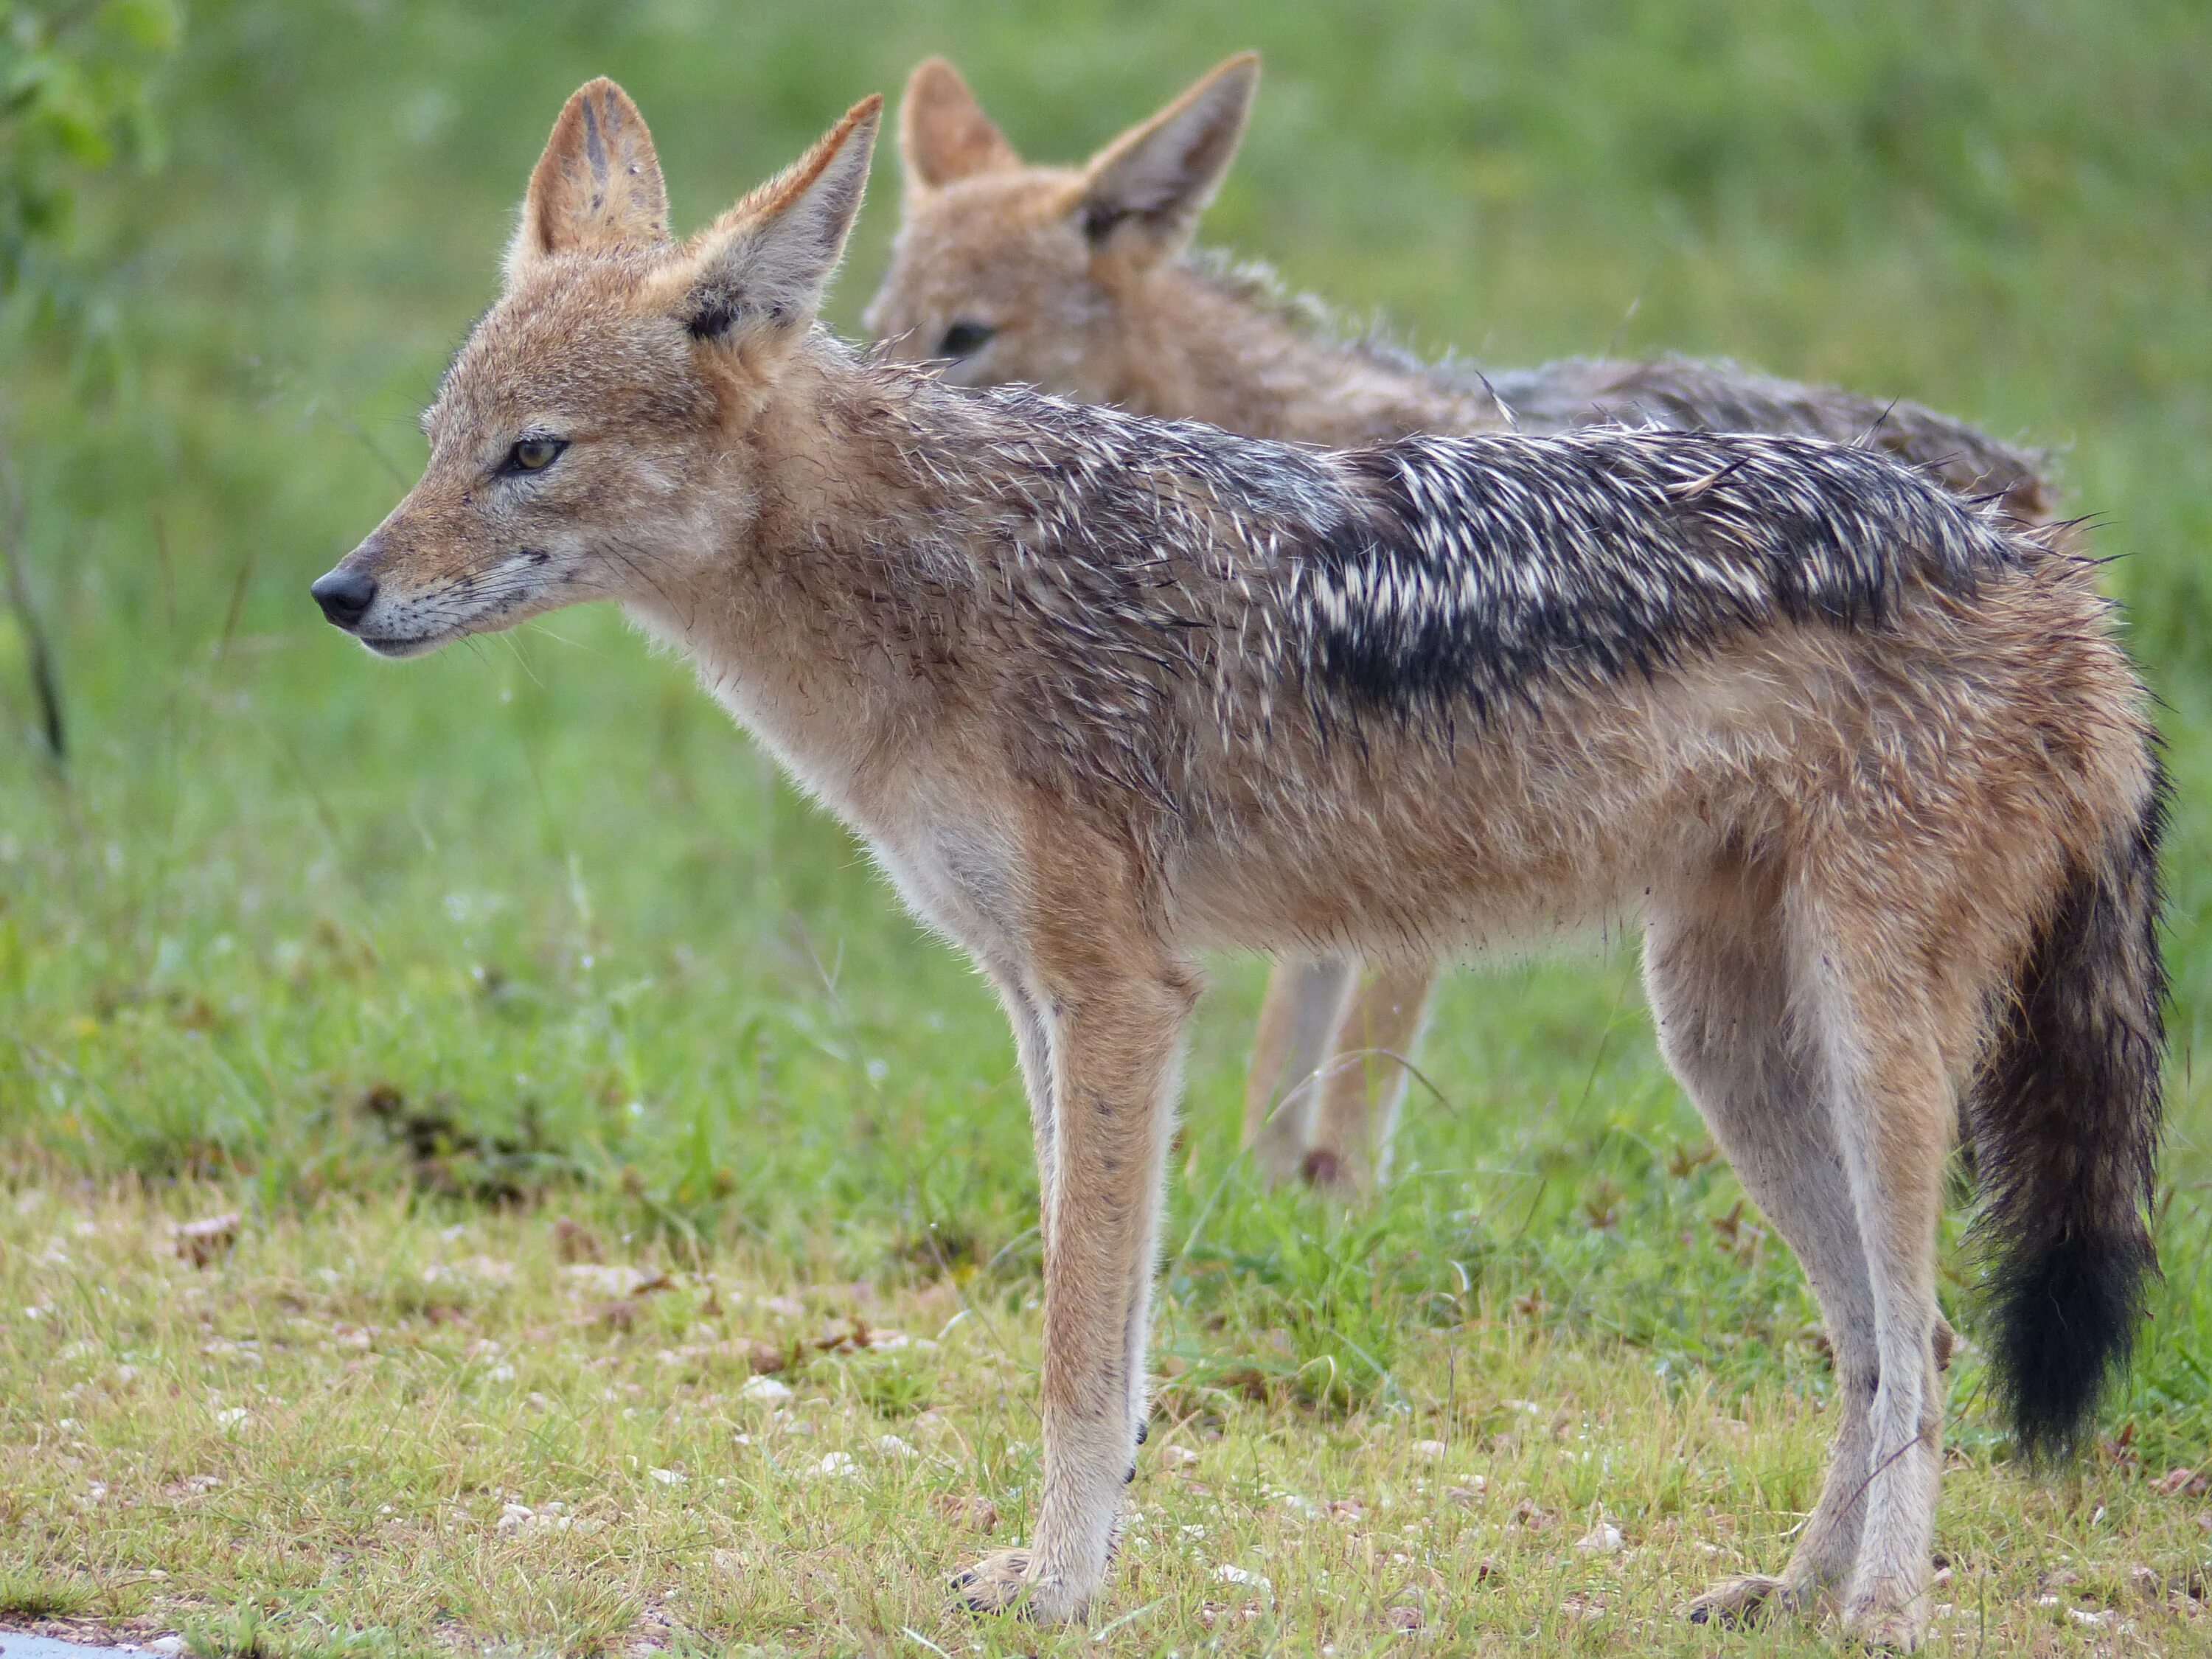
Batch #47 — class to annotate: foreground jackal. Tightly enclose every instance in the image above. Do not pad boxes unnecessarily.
[866,52,2062,1197]
[313,83,2161,1647]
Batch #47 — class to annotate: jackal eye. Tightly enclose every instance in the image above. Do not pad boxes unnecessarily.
[937,321,997,360]
[502,437,567,476]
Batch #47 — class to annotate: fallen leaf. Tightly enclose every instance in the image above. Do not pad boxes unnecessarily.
[553,1216,604,1263]
[173,1212,241,1267]
[931,1492,998,1531]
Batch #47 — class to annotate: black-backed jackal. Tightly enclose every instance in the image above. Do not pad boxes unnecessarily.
[864,52,2063,1200]
[314,83,2162,1647]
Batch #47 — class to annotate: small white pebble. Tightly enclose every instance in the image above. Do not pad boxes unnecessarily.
[486,1363,516,1383]
[1161,1444,1200,1469]
[1411,1439,1447,1459]
[650,1467,686,1486]
[215,1408,247,1427]
[1574,1521,1624,1554]
[809,1452,858,1480]
[739,1375,793,1403]
[876,1434,917,1458]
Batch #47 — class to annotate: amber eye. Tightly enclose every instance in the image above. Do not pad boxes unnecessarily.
[504,437,566,474]
[937,321,997,360]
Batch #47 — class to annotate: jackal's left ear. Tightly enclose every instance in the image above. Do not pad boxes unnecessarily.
[675,96,880,352]
[507,78,670,285]
[1077,52,1258,262]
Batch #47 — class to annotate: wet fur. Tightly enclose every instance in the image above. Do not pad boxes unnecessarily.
[863,55,2061,1203]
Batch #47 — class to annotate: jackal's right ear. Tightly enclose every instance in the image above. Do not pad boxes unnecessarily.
[673,96,880,354]
[507,78,670,285]
[1076,52,1258,262]
[897,58,1020,189]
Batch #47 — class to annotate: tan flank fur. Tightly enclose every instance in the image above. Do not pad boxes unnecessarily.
[314,82,2163,1648]
[866,52,2063,1199]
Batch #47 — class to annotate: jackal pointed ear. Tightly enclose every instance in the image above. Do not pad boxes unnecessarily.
[676,96,880,352]
[507,78,670,284]
[898,58,1020,189]
[1077,52,1258,262]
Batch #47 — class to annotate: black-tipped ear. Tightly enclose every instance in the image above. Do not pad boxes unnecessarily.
[899,58,1020,189]
[508,78,669,285]
[679,96,882,346]
[1077,53,1258,260]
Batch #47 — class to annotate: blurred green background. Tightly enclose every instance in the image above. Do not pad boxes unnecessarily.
[2,0,2208,1450]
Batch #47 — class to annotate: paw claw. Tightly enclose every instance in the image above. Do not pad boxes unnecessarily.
[953,1548,1049,1618]
[1686,1573,1797,1631]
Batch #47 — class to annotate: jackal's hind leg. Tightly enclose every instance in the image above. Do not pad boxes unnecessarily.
[1301,959,1436,1194]
[1242,958,1352,1185]
[1803,928,1951,1654]
[1646,896,1878,1627]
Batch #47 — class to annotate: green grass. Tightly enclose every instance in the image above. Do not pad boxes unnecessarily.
[2,0,2211,1652]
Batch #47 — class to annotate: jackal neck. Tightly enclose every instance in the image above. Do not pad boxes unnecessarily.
[1109,256,1503,448]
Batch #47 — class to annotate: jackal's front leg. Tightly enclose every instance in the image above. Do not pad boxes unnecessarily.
[953,957,1192,1623]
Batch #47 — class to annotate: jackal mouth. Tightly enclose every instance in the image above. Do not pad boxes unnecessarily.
[357,630,453,660]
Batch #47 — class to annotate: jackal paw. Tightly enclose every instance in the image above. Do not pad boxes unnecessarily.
[1840,1590,1925,1652]
[1686,1573,1801,1629]
[951,1549,1077,1621]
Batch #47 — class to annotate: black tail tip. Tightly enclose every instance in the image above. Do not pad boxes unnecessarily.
[1987,1227,2154,1462]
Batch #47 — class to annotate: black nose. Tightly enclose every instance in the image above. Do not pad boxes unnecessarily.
[310,568,378,628]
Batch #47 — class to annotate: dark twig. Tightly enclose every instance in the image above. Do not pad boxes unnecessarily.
[0,431,66,762]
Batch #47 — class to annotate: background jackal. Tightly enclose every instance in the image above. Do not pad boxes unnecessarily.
[866,52,2065,1200]
[315,83,2160,1646]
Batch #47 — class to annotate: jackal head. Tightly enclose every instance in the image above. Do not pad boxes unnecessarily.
[313,81,880,655]
[862,55,1257,401]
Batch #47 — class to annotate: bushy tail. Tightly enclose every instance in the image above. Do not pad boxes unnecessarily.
[1971,757,2168,1459]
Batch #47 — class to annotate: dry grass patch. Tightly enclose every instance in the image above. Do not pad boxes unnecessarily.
[1,1188,2204,1656]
